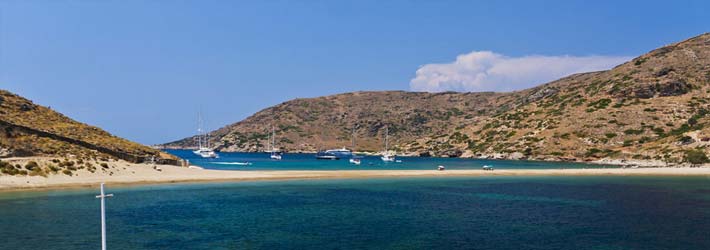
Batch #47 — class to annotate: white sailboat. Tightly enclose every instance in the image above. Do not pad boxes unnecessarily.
[269,126,282,160]
[349,125,361,165]
[193,113,218,158]
[381,126,395,162]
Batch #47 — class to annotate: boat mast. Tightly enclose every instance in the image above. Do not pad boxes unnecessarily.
[351,125,355,150]
[197,112,204,149]
[271,125,276,153]
[384,126,389,152]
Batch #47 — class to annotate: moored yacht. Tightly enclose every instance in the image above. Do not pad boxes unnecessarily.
[348,125,362,165]
[315,151,339,160]
[325,147,352,157]
[192,113,219,158]
[194,147,218,158]
[381,153,395,162]
[381,126,395,162]
[268,126,282,160]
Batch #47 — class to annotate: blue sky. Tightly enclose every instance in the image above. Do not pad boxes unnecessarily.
[1,0,708,144]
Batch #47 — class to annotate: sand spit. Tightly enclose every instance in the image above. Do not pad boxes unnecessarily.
[2,159,709,191]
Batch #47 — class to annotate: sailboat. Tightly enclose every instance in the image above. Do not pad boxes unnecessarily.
[349,125,361,165]
[381,126,395,162]
[269,126,282,160]
[193,113,219,158]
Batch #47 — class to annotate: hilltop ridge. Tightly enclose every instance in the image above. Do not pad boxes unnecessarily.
[164,33,710,164]
[0,90,179,172]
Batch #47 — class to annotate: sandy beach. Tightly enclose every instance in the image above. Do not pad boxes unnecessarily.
[1,159,709,191]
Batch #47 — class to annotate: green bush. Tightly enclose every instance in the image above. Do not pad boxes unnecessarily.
[688,117,699,127]
[0,160,19,175]
[48,164,60,172]
[585,148,602,157]
[587,98,612,110]
[624,129,644,135]
[684,149,709,165]
[24,161,39,171]
[634,58,647,66]
[28,167,47,177]
[0,160,10,169]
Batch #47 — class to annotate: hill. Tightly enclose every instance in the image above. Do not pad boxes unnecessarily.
[164,33,710,165]
[0,90,179,175]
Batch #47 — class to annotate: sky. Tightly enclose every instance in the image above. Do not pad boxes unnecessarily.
[0,0,708,145]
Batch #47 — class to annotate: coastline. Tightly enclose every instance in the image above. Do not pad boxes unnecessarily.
[162,148,696,168]
[2,161,709,192]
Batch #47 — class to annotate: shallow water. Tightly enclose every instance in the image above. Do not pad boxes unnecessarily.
[167,149,617,170]
[1,176,708,249]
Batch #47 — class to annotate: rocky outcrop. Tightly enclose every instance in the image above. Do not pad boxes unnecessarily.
[525,87,559,103]
[619,79,691,98]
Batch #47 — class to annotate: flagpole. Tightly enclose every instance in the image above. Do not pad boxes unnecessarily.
[96,183,113,250]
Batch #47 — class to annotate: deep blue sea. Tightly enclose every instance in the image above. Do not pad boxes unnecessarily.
[1,176,709,250]
[166,149,618,170]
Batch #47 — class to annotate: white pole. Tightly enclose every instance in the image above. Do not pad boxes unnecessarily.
[96,183,113,250]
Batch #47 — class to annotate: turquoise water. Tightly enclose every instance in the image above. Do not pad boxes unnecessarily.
[166,149,617,170]
[1,176,709,249]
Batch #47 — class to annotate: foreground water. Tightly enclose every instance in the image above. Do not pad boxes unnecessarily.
[166,149,617,170]
[1,176,708,249]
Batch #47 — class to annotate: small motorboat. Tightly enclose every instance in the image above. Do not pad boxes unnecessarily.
[381,154,396,162]
[437,165,445,171]
[482,165,494,171]
[349,157,361,165]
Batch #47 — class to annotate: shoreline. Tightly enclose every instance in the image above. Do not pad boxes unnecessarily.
[161,148,697,168]
[2,162,709,192]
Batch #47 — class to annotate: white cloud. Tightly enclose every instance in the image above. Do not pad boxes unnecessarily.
[409,51,632,92]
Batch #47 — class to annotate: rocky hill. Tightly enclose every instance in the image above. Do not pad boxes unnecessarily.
[0,90,178,164]
[164,33,710,164]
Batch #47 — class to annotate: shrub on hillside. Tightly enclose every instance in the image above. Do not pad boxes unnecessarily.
[62,169,73,176]
[684,149,709,165]
[624,129,644,135]
[48,164,60,173]
[24,161,39,171]
[0,160,19,175]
